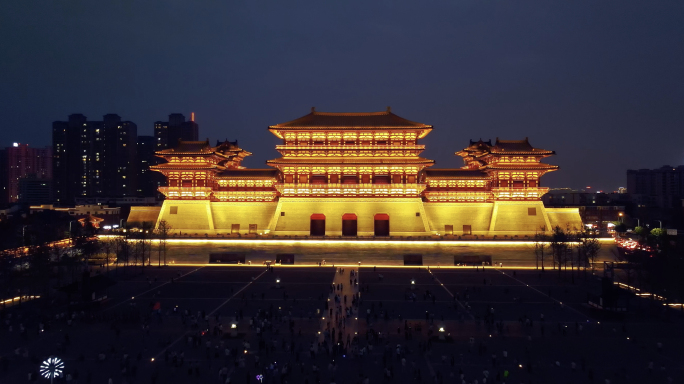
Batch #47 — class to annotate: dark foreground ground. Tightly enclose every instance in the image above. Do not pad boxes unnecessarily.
[1,266,682,384]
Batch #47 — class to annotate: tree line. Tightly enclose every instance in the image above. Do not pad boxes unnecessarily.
[532,225,602,283]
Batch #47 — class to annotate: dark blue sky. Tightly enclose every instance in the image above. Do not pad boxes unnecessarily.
[2,1,683,191]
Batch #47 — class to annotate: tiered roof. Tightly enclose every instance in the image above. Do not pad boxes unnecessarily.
[267,157,434,166]
[152,140,252,171]
[269,108,433,137]
[157,140,213,154]
[490,138,555,155]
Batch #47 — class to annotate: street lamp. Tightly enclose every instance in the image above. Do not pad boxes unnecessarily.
[410,279,416,290]
[618,212,623,223]
[655,220,662,229]
[438,326,446,341]
[275,277,281,288]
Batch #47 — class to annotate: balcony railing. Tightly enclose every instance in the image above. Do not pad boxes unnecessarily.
[213,191,277,202]
[275,183,425,197]
[276,144,424,150]
[159,187,213,199]
[423,191,493,202]
[491,187,548,200]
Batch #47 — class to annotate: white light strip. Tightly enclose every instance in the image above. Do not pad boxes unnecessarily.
[98,236,614,246]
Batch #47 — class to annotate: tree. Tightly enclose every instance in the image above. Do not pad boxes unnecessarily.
[27,244,52,303]
[115,236,131,274]
[577,231,602,276]
[74,235,99,267]
[140,222,154,267]
[549,226,569,277]
[634,226,648,237]
[533,229,549,271]
[100,237,114,275]
[650,228,666,238]
[156,220,172,267]
[612,222,627,234]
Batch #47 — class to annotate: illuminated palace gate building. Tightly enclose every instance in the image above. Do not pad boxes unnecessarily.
[133,109,581,236]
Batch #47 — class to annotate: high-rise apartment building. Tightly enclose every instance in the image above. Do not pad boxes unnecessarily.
[0,143,52,203]
[627,166,684,208]
[0,149,7,204]
[154,113,198,150]
[136,135,165,197]
[53,114,137,204]
[18,174,53,204]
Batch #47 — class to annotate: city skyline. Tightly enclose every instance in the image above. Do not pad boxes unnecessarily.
[2,2,683,191]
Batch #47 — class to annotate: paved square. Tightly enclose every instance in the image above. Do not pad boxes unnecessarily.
[1,265,682,384]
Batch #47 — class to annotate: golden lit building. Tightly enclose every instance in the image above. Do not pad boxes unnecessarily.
[129,109,582,236]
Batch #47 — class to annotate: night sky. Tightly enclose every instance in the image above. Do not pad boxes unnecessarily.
[2,1,683,191]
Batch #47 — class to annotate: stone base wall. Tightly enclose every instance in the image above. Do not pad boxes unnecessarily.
[271,197,429,236]
[147,198,583,237]
[423,203,494,235]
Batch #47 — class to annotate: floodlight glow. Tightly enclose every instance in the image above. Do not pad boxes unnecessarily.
[439,327,445,332]
[231,323,237,329]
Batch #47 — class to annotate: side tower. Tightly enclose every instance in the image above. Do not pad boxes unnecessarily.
[456,137,558,201]
[151,140,252,200]
[147,140,278,234]
[422,138,575,236]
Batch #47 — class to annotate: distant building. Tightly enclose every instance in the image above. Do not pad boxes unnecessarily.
[18,174,53,204]
[0,143,52,204]
[74,196,158,206]
[154,113,198,150]
[0,148,7,204]
[136,135,164,197]
[30,204,120,226]
[627,166,684,209]
[52,114,138,204]
[542,188,626,232]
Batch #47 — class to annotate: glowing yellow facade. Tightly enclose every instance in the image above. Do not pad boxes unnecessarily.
[139,109,581,236]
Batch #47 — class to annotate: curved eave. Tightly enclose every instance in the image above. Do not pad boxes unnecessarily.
[267,157,435,165]
[484,165,559,171]
[151,165,220,171]
[490,150,555,155]
[155,151,217,156]
[268,127,433,139]
[425,175,490,180]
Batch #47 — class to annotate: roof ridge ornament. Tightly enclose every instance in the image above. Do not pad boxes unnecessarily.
[311,107,316,113]
[386,106,391,113]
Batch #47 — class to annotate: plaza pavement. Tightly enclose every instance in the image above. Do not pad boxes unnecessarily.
[0,265,682,384]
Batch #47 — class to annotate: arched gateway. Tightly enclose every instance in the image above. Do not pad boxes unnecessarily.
[310,213,326,236]
[342,213,357,236]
